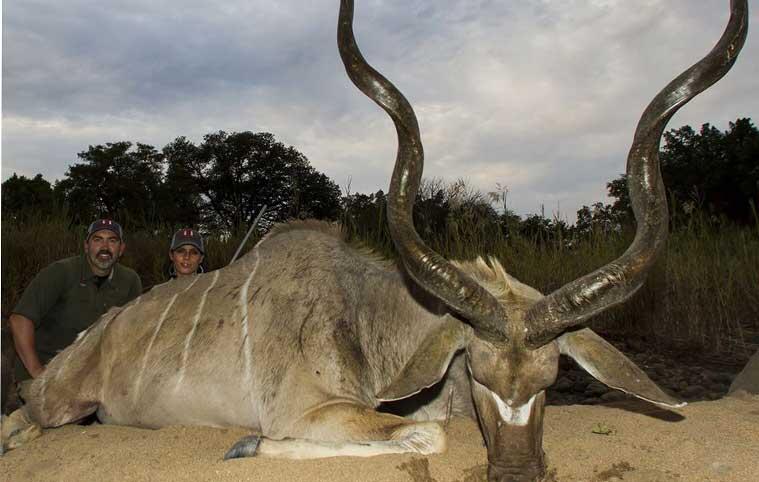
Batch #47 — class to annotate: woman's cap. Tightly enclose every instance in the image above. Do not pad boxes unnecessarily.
[171,228,204,254]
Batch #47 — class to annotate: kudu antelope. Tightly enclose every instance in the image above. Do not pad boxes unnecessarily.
[2,1,748,480]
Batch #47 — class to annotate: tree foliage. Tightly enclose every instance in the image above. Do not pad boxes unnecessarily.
[12,132,342,233]
[54,142,164,227]
[606,118,759,226]
[342,178,506,257]
[160,136,203,227]
[575,202,624,238]
[1,174,56,222]
[4,118,754,243]
[165,131,342,231]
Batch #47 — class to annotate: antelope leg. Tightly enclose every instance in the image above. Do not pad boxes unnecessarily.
[1,408,42,452]
[225,402,446,460]
[224,434,261,459]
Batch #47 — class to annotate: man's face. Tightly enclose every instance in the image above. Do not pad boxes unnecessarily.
[84,229,125,275]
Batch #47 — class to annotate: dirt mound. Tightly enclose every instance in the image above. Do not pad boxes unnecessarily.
[2,397,758,481]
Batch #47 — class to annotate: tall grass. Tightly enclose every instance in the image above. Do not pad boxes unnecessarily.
[3,207,757,360]
[2,213,83,312]
[1,215,257,310]
[623,218,759,357]
[341,199,759,360]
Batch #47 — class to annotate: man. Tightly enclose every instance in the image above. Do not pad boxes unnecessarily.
[9,219,142,379]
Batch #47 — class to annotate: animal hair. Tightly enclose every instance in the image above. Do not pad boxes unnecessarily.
[261,219,342,241]
[261,219,396,268]
[452,257,543,307]
[263,221,544,308]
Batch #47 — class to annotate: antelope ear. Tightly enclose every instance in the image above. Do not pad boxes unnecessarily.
[557,328,685,408]
[377,315,473,402]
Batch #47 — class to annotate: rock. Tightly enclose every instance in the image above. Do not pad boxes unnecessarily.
[648,362,667,375]
[709,371,735,385]
[679,385,706,399]
[552,377,574,392]
[572,379,589,392]
[600,391,627,403]
[710,461,733,475]
[585,382,608,397]
[707,382,728,393]
[626,338,648,352]
[728,349,759,397]
[699,370,732,389]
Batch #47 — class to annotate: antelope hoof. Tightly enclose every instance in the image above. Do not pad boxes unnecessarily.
[223,434,261,460]
[1,410,43,452]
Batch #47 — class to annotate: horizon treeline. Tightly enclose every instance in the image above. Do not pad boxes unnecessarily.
[3,118,758,235]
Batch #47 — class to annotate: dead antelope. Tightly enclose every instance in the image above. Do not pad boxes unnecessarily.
[2,1,748,481]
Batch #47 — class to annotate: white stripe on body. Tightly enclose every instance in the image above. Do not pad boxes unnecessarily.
[239,251,260,402]
[39,375,48,416]
[99,296,145,402]
[41,336,83,413]
[131,279,200,401]
[184,276,201,292]
[174,271,220,392]
[132,293,179,403]
[75,293,137,346]
[107,295,140,326]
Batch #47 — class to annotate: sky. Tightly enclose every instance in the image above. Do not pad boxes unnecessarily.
[2,0,757,222]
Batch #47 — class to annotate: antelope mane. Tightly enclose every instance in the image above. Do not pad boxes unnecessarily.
[452,257,543,311]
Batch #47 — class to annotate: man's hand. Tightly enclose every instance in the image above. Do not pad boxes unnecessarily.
[8,314,45,378]
[28,364,46,379]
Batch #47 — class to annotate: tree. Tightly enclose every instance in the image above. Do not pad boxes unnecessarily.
[1,173,56,222]
[606,175,633,225]
[607,118,759,226]
[55,142,164,227]
[286,164,343,221]
[161,137,203,227]
[519,214,567,243]
[575,202,622,237]
[341,189,393,252]
[169,131,342,232]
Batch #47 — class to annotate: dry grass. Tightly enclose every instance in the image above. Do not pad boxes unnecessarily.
[1,217,254,309]
[2,211,757,360]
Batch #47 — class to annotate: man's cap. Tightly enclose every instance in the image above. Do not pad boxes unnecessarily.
[171,228,204,254]
[87,219,123,240]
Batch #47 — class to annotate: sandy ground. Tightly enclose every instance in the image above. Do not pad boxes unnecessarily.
[2,396,758,482]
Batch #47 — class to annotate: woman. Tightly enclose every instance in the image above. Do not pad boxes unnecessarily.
[169,228,205,278]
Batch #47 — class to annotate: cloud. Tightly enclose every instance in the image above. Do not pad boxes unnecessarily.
[3,0,757,221]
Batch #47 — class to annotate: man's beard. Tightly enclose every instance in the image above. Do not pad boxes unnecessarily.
[89,249,118,271]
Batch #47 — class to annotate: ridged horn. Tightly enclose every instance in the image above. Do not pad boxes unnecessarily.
[337,0,509,342]
[524,0,749,348]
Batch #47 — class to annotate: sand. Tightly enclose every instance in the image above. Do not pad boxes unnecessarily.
[2,396,758,481]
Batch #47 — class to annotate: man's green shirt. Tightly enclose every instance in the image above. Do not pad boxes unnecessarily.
[13,255,142,360]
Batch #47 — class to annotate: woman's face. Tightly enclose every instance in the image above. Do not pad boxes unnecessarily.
[170,245,204,277]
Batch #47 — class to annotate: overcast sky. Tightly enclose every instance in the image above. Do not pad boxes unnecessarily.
[2,1,757,221]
